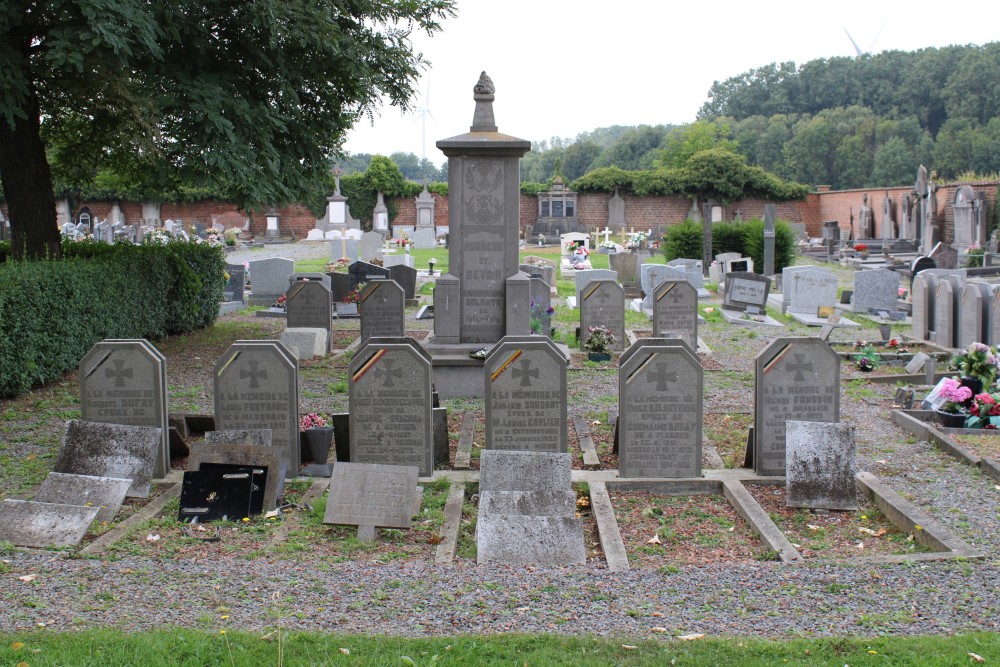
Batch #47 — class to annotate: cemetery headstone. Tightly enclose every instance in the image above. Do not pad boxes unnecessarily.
[852,269,900,314]
[933,278,957,348]
[763,203,777,276]
[485,336,568,452]
[529,277,552,337]
[722,272,772,312]
[786,269,838,315]
[285,280,332,352]
[579,280,626,351]
[666,258,705,290]
[608,253,640,286]
[959,283,993,349]
[33,472,132,524]
[53,420,163,497]
[247,257,294,306]
[652,280,698,350]
[360,231,384,263]
[348,261,391,291]
[910,272,938,340]
[785,421,858,511]
[412,227,436,249]
[641,264,683,306]
[573,269,617,306]
[190,440,282,511]
[389,264,418,302]
[178,469,255,522]
[754,338,840,476]
[359,279,405,341]
[225,263,246,302]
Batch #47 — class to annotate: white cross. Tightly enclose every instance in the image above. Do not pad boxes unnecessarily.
[602,227,612,243]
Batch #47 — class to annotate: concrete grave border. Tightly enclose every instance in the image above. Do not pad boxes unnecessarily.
[892,409,1000,484]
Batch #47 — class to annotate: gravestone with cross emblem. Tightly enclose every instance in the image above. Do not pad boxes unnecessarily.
[754,337,840,476]
[79,339,169,479]
[485,336,569,453]
[349,338,434,476]
[214,341,300,477]
[359,279,405,342]
[618,339,702,477]
[579,280,626,351]
[285,279,333,351]
[652,280,698,350]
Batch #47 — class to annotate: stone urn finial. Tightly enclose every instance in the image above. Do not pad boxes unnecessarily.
[471,71,498,133]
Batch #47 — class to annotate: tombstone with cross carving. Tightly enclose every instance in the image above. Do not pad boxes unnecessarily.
[652,280,698,351]
[618,339,702,478]
[348,338,434,475]
[285,279,333,351]
[79,340,169,480]
[359,279,405,342]
[754,337,840,476]
[214,341,300,476]
[579,279,626,352]
[485,336,569,453]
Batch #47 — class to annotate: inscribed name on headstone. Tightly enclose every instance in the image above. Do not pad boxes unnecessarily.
[323,462,419,528]
[723,272,771,312]
[214,341,299,477]
[33,472,132,524]
[652,280,698,350]
[79,339,169,479]
[485,336,568,453]
[359,279,405,341]
[247,257,294,306]
[53,420,163,497]
[754,338,839,476]
[618,341,702,478]
[285,280,332,351]
[349,338,433,476]
[579,280,625,351]
[785,421,857,511]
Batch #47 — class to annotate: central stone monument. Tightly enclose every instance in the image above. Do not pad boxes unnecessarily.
[424,72,534,397]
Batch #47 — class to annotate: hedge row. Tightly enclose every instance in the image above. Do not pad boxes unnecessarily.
[663,218,799,276]
[0,239,226,397]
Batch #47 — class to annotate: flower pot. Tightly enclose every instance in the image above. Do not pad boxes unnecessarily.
[960,377,983,405]
[935,409,966,429]
[303,427,334,465]
[588,352,611,363]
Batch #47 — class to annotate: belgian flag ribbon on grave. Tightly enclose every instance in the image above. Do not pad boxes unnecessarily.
[490,350,522,383]
[352,348,387,383]
[656,284,674,303]
[360,282,380,303]
[625,353,657,385]
[763,344,792,376]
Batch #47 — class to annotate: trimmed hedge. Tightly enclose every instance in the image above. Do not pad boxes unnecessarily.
[0,239,225,397]
[662,218,798,274]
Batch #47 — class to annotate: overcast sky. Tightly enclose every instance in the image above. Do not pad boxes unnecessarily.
[343,0,1000,164]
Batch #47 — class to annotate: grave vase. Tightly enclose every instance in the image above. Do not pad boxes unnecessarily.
[960,377,983,407]
[303,427,334,465]
[935,409,966,429]
[587,352,611,363]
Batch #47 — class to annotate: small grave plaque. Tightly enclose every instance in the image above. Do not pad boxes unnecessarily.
[786,421,858,511]
[33,473,131,524]
[723,272,771,312]
[359,279,405,341]
[53,421,163,497]
[579,280,625,351]
[189,440,281,511]
[323,462,419,530]
[178,469,255,522]
[652,280,698,350]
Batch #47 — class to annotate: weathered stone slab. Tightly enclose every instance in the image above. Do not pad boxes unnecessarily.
[479,450,572,492]
[476,514,586,565]
[910,273,938,340]
[484,337,568,453]
[247,257,294,306]
[204,429,272,446]
[348,261,391,291]
[188,442,282,511]
[786,421,858,511]
[853,269,899,314]
[279,328,328,359]
[285,280,332,351]
[53,420,163,497]
[573,269,617,308]
[360,279,405,341]
[651,280,698,350]
[579,280,625,351]
[608,253,640,285]
[959,283,992,349]
[33,472,132,524]
[388,264,418,301]
[323,462,419,528]
[0,499,100,548]
[360,231,384,263]
[477,490,576,517]
[786,269,838,315]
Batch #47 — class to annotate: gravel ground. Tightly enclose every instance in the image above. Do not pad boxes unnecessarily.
[2,249,999,639]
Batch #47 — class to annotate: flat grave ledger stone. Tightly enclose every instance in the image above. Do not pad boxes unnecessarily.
[247,257,294,306]
[754,338,840,477]
[388,264,418,301]
[959,282,993,349]
[79,339,169,479]
[348,261,391,291]
[786,269,838,315]
[349,338,434,476]
[852,269,900,314]
[360,231,384,262]
[33,473,132,524]
[188,441,282,511]
[485,336,568,453]
[618,341,702,478]
[285,280,332,348]
[723,272,772,312]
[573,269,617,306]
[53,420,163,497]
[579,280,626,352]
[785,421,858,511]
[0,500,100,548]
[214,341,300,477]
[225,263,246,302]
[652,280,698,350]
[323,462,420,530]
[178,469,255,523]
[359,279,405,341]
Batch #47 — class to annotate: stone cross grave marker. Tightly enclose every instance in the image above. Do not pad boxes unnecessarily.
[323,462,420,542]
[359,279,405,341]
[652,280,698,351]
[579,280,625,351]
[53,420,163,497]
[349,338,434,476]
[79,339,169,479]
[485,336,568,453]
[285,279,332,352]
[786,421,858,511]
[754,337,840,477]
[214,341,299,477]
[618,340,702,478]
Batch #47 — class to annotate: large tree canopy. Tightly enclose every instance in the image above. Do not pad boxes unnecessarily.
[0,0,455,259]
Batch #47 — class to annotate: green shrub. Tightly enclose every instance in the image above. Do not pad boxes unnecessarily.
[740,218,798,274]
[663,219,703,261]
[711,222,745,257]
[0,239,225,397]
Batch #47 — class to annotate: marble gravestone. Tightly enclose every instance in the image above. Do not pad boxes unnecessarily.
[579,280,626,352]
[754,338,840,477]
[348,261,391,291]
[641,264,681,307]
[360,231,384,263]
[247,257,294,306]
[618,340,702,478]
[349,338,434,476]
[933,278,958,348]
[214,341,300,477]
[412,227,436,250]
[485,336,568,453]
[652,280,698,350]
[285,279,333,352]
[852,269,900,314]
[910,272,938,341]
[785,421,858,511]
[608,253,640,286]
[723,272,772,312]
[786,269,838,316]
[225,263,246,302]
[323,463,420,533]
[79,339,169,479]
[53,420,163,497]
[359,279,405,341]
[388,264,418,302]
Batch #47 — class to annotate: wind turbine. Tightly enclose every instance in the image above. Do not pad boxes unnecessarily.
[412,81,437,162]
[843,20,885,57]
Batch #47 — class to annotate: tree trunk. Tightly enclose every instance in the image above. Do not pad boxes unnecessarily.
[0,87,60,260]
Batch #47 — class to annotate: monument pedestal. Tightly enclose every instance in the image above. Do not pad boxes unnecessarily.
[421,337,572,398]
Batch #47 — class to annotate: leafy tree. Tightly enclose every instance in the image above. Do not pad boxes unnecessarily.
[0,0,455,260]
[589,125,671,171]
[655,120,739,170]
[560,141,602,182]
[870,137,919,186]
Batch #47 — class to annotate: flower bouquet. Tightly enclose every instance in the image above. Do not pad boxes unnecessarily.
[951,342,999,388]
[934,377,973,427]
[968,391,1000,429]
[300,413,327,430]
[584,325,616,361]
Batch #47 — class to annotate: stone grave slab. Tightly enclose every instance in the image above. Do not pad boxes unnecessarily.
[786,268,838,315]
[785,421,857,511]
[285,280,332,352]
[529,276,552,337]
[348,261,391,291]
[910,272,938,340]
[383,253,415,269]
[579,280,625,352]
[79,339,169,479]
[279,328,328,360]
[188,441,282,511]
[247,257,294,306]
[652,280,698,350]
[479,450,572,492]
[323,462,420,530]
[0,500,100,548]
[214,341,299,477]
[349,338,434,476]
[754,338,840,477]
[53,420,163,497]
[852,269,900,314]
[641,264,684,306]
[359,279,405,341]
[484,336,568,453]
[289,272,333,292]
[666,258,705,290]
[959,283,993,349]
[608,253,640,285]
[178,469,255,522]
[618,340,702,478]
[33,472,132,525]
[933,278,957,348]
[204,429,272,446]
[574,269,617,306]
[412,227,436,249]
[389,264,418,301]
[225,263,246,302]
[477,490,576,516]
[476,515,586,565]
[360,231,384,263]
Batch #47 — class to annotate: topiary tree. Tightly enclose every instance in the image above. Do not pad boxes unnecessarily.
[663,219,704,261]
[711,221,745,257]
[740,218,798,274]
